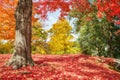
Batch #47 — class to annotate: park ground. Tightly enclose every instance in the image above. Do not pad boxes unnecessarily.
[0,54,120,80]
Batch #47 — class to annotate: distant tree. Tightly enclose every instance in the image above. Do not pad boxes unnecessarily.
[78,16,120,57]
[0,40,14,54]
[69,0,120,57]
[48,19,73,54]
[32,22,49,54]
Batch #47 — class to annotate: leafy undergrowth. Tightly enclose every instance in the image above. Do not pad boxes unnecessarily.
[0,54,120,80]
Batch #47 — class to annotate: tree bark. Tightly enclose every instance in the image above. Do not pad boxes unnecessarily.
[7,0,34,69]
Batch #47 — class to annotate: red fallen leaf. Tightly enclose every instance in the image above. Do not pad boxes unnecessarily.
[0,54,120,80]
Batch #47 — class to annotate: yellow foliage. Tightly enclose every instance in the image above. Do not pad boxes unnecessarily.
[48,19,74,54]
[32,22,49,54]
[0,40,14,54]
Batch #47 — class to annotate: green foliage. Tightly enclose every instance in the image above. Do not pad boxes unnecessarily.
[69,4,120,58]
[68,41,82,53]
[78,14,120,58]
[48,19,75,54]
[0,40,13,54]
[78,19,107,56]
[111,32,120,58]
[32,22,50,54]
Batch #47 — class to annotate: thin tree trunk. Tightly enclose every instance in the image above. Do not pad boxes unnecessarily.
[7,0,34,69]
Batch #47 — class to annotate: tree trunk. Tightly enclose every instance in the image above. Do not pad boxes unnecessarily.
[7,0,34,69]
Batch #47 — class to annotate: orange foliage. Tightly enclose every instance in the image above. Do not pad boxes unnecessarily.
[0,0,38,40]
[0,0,17,40]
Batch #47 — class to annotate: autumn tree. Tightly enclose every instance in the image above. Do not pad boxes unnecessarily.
[0,0,37,40]
[1,0,74,69]
[6,0,34,69]
[32,22,49,54]
[48,19,73,54]
[69,0,120,58]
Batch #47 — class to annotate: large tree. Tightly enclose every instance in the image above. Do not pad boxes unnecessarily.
[5,0,72,69]
[7,0,34,69]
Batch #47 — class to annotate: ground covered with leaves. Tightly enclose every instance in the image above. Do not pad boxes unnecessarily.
[0,54,120,80]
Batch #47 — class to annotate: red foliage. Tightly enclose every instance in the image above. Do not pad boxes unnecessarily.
[97,11,103,19]
[0,54,120,80]
[33,0,92,19]
[71,0,92,14]
[33,0,71,19]
[95,0,120,24]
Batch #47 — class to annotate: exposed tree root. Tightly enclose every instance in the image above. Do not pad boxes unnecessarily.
[6,54,34,69]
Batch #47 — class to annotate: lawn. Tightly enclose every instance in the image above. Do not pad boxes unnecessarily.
[0,54,120,80]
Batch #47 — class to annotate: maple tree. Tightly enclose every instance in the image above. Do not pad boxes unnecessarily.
[48,19,73,54]
[3,0,75,69]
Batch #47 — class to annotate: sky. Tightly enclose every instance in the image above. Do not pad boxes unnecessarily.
[43,9,60,30]
[42,9,75,30]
